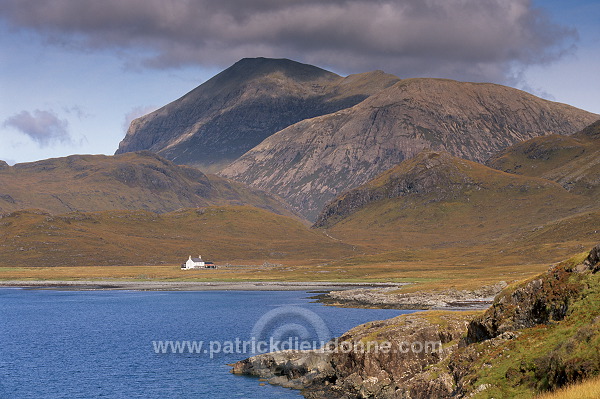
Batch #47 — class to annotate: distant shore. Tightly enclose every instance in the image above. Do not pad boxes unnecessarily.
[0,280,403,292]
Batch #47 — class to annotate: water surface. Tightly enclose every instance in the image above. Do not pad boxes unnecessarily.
[0,289,411,398]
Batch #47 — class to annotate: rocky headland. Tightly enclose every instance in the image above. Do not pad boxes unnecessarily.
[232,244,600,398]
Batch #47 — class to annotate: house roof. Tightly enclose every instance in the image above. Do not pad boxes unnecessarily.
[191,258,203,262]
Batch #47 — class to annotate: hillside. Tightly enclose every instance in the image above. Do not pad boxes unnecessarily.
[221,78,598,220]
[0,151,296,218]
[313,151,598,251]
[488,119,600,198]
[116,57,400,172]
[0,206,352,267]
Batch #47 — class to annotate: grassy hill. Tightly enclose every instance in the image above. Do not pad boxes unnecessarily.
[316,151,596,248]
[0,151,297,219]
[0,206,352,267]
[488,119,600,199]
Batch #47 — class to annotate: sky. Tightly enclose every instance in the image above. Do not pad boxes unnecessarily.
[1,0,599,165]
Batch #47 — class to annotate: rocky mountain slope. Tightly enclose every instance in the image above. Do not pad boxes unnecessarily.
[221,78,598,220]
[488,119,600,198]
[0,206,352,267]
[0,151,295,217]
[116,57,399,172]
[312,151,597,251]
[232,245,600,398]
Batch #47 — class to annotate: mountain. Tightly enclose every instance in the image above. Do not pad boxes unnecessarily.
[487,119,600,198]
[221,78,598,220]
[313,151,597,251]
[0,206,352,267]
[0,151,295,218]
[116,57,400,172]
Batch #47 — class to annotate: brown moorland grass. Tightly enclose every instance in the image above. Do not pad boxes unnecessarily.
[0,204,596,292]
[535,376,600,399]
[0,206,353,268]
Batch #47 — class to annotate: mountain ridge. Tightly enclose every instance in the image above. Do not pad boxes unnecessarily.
[221,76,598,220]
[116,57,400,172]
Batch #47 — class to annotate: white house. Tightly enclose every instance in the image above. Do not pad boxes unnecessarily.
[183,255,205,270]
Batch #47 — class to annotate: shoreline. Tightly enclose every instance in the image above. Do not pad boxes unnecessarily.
[0,280,404,292]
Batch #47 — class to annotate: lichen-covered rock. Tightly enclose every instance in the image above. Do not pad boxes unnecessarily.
[232,311,473,398]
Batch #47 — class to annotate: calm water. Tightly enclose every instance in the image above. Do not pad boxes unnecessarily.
[0,289,410,398]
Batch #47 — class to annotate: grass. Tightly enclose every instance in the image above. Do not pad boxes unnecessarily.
[0,206,594,292]
[0,206,352,268]
[535,376,600,399]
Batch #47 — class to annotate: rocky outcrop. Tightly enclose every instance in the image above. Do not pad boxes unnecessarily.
[116,57,399,172]
[221,78,598,220]
[231,311,472,398]
[230,350,335,391]
[321,282,507,310]
[465,244,599,344]
[584,243,600,273]
[313,151,478,228]
[464,266,583,344]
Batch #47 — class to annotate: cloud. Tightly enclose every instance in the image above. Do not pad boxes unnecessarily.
[0,0,577,83]
[3,109,72,147]
[122,105,159,132]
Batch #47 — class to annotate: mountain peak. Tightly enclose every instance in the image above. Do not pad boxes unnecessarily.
[115,58,396,172]
[225,57,338,82]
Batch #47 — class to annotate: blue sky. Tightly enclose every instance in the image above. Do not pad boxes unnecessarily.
[1,0,598,165]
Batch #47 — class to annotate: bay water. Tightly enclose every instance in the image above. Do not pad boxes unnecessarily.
[0,289,410,398]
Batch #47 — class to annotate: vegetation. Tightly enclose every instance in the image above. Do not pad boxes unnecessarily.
[535,376,600,399]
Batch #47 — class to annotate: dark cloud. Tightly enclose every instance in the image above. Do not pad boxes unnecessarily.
[0,0,576,83]
[3,110,71,147]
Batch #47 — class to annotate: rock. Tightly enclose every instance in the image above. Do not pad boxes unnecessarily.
[584,243,600,273]
[232,311,472,398]
[232,245,600,398]
[465,260,586,344]
[230,349,334,389]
